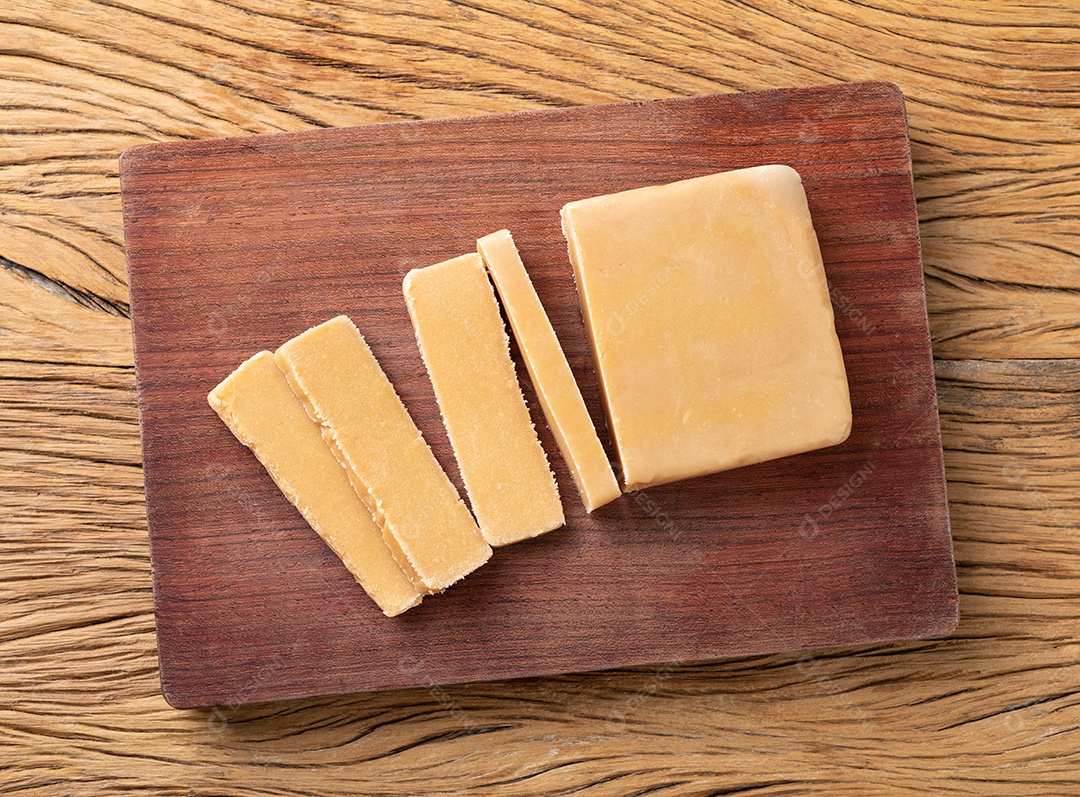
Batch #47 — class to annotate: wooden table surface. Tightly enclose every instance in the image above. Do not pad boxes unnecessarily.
[2,1,1077,794]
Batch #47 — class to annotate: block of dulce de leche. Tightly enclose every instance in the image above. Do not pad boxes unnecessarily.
[477,230,620,512]
[560,165,852,491]
[207,351,422,616]
[274,316,491,592]
[404,253,564,546]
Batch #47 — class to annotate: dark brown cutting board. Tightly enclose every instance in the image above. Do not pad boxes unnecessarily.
[120,80,957,710]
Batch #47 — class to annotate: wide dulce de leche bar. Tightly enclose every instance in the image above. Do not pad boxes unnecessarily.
[274,316,491,593]
[477,230,620,512]
[561,164,852,491]
[207,351,422,616]
[404,253,564,546]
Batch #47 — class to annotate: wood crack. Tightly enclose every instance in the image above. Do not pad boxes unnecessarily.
[0,253,129,318]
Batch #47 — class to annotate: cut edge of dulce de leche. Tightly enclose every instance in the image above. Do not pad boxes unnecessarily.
[207,350,422,617]
[477,229,620,513]
[274,315,491,593]
[403,252,564,546]
[560,164,852,491]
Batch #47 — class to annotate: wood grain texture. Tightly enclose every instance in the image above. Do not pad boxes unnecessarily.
[120,81,956,708]
[2,0,1078,794]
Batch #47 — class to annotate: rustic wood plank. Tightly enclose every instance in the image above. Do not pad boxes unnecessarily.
[120,80,957,708]
[2,0,1079,793]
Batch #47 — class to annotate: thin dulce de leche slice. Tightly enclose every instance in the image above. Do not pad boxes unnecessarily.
[207,351,422,617]
[404,253,563,546]
[478,230,620,512]
[275,316,491,593]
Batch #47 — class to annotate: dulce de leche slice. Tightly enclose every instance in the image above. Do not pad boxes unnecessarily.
[561,164,852,491]
[478,230,620,512]
[275,316,491,593]
[207,351,422,616]
[404,253,563,546]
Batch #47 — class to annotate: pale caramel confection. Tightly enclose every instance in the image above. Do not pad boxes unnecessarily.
[207,351,422,617]
[477,230,620,512]
[275,316,491,592]
[404,253,564,546]
[561,164,852,491]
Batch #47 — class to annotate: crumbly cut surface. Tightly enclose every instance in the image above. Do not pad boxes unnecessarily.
[208,351,422,616]
[275,316,491,592]
[404,253,564,546]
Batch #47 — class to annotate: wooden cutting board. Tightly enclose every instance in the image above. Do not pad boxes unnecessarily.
[120,80,957,710]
